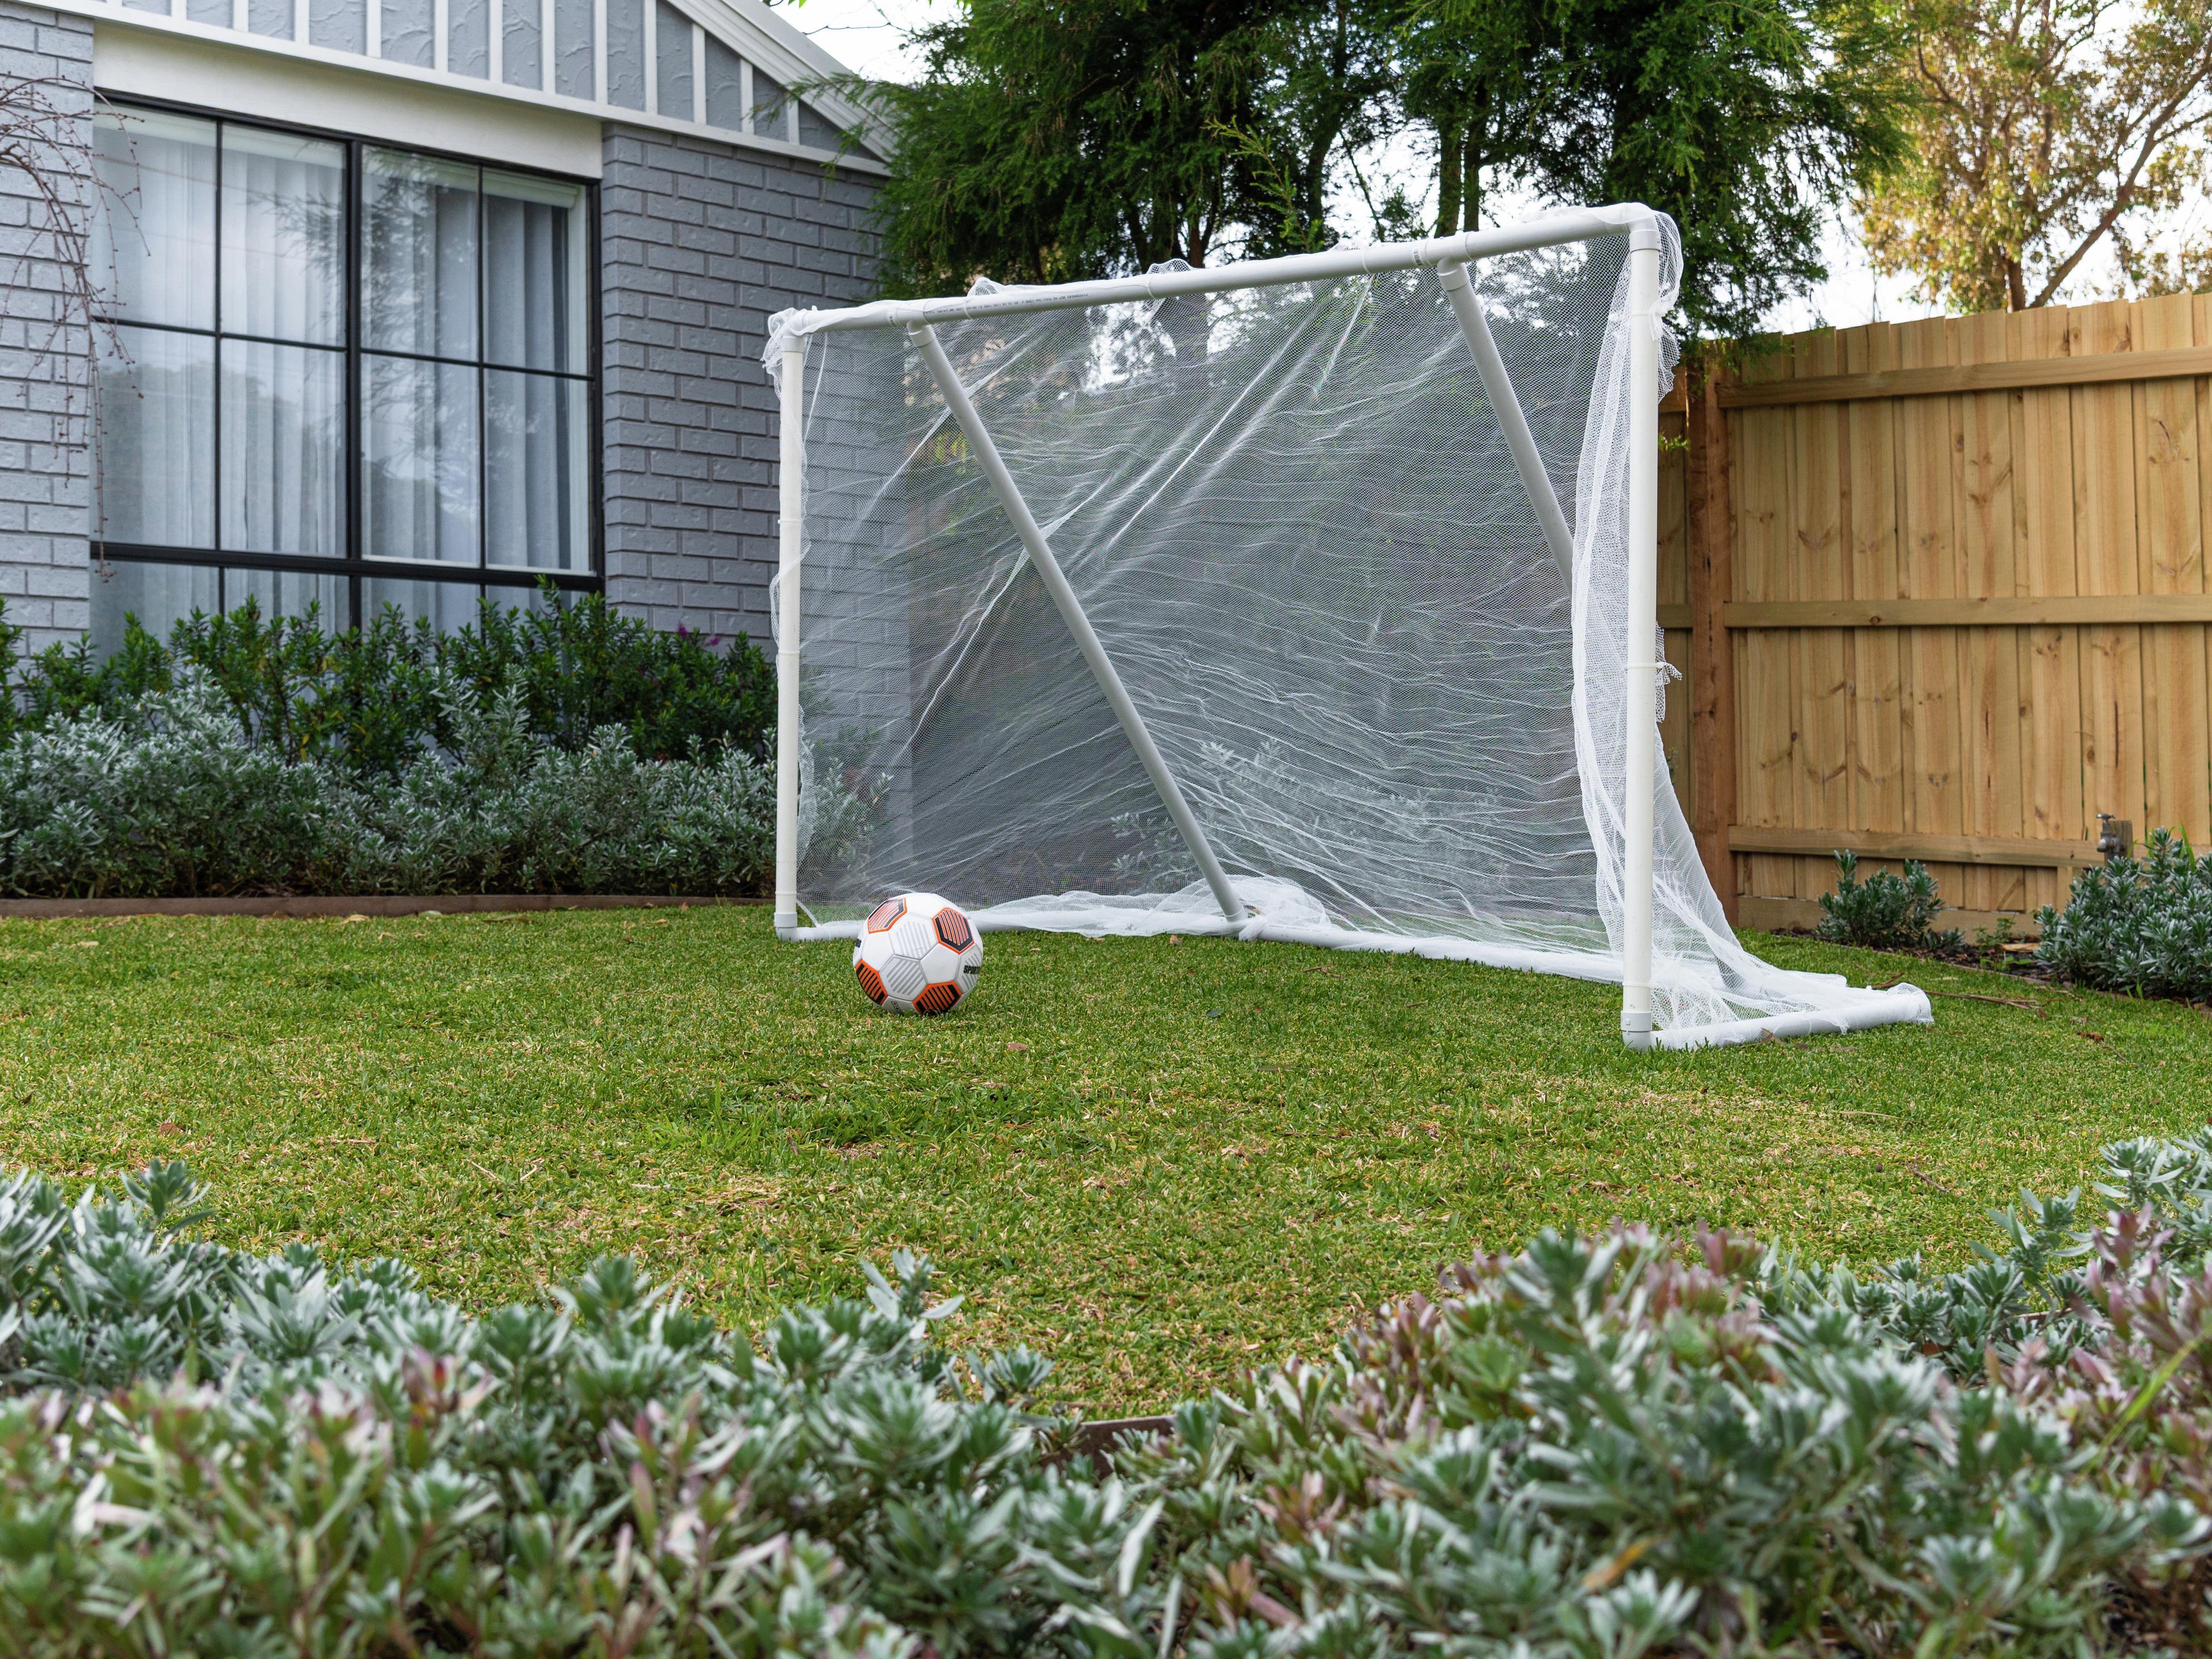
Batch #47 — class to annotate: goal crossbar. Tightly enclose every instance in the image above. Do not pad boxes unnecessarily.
[766,204,1936,1053]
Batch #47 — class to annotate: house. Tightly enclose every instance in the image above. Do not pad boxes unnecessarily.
[0,0,882,657]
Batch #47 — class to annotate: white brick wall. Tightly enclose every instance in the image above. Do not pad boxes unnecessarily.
[0,0,91,657]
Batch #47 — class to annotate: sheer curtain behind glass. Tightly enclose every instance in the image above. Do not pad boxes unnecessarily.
[362,148,480,563]
[484,171,588,571]
[91,109,217,548]
[221,127,345,556]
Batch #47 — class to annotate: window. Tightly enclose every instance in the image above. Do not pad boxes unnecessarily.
[89,101,597,648]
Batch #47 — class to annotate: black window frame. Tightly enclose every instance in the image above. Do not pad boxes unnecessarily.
[89,91,603,632]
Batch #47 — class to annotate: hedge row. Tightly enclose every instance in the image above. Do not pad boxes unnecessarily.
[0,594,779,898]
[7,1133,2212,1654]
[0,589,774,775]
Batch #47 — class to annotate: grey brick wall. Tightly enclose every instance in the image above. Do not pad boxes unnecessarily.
[598,126,876,647]
[0,0,91,658]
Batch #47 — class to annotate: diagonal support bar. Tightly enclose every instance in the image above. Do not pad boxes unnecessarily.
[910,322,1249,926]
[1438,260,1576,583]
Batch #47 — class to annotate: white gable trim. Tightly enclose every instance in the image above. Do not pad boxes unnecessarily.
[56,0,892,174]
[96,23,606,174]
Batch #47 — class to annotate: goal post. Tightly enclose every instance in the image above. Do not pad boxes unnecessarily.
[763,204,1933,1052]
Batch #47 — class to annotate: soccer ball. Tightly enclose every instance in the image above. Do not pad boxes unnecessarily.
[852,893,983,1015]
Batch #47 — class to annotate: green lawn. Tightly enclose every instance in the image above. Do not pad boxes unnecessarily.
[0,907,2200,1408]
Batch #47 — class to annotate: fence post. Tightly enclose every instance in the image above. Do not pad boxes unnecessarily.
[1685,353,1738,925]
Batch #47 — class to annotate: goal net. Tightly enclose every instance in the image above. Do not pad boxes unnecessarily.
[763,205,1930,1051]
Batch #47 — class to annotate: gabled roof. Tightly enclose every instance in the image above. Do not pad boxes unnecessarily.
[60,0,892,171]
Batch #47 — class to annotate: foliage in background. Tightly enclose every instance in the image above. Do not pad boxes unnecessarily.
[0,586,774,775]
[0,674,773,898]
[1813,848,1964,952]
[859,0,1906,339]
[1856,0,2212,311]
[2037,827,2212,999]
[859,0,1295,301]
[12,1132,2212,1653]
[1512,0,1909,336]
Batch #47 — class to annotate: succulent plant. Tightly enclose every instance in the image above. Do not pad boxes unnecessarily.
[10,1135,2212,1654]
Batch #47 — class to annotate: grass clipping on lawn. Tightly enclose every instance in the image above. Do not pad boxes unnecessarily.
[0,907,2203,1409]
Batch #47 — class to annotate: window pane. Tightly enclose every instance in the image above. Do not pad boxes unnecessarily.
[365,576,482,633]
[91,109,216,329]
[90,560,218,658]
[656,2,691,118]
[483,172,586,373]
[96,326,214,549]
[486,370,588,570]
[484,580,565,618]
[364,150,478,358]
[228,565,348,628]
[222,126,346,345]
[221,341,344,557]
[363,354,479,563]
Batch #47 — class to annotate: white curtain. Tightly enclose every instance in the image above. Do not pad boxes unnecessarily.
[91,109,216,328]
[363,355,479,564]
[486,370,586,570]
[220,126,344,343]
[364,150,478,358]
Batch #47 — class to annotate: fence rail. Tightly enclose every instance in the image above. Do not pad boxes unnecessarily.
[1653,288,2212,934]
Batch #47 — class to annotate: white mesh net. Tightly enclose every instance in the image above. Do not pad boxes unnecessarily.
[766,209,1929,1048]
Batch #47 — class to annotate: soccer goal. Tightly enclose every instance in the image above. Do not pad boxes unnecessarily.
[762,203,1930,1052]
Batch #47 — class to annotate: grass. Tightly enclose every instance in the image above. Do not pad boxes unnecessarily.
[0,905,2202,1409]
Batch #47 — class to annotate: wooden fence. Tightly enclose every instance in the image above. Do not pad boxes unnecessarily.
[1651,290,2212,936]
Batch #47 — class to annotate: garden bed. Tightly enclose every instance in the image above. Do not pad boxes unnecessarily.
[0,893,755,919]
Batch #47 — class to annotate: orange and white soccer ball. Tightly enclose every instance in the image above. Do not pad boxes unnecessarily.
[852,893,982,1015]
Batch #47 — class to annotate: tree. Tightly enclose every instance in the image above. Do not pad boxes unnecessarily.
[1858,0,2212,312]
[1516,0,1907,336]
[1389,0,1546,237]
[859,0,1383,296]
[857,0,1905,339]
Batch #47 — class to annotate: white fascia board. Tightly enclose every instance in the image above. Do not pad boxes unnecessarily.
[96,21,605,174]
[66,0,890,175]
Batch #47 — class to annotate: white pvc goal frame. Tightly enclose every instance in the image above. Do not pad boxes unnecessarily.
[766,203,1932,1053]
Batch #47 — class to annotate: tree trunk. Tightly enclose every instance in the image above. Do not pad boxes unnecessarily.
[1436,119,1463,238]
[2007,256,2028,311]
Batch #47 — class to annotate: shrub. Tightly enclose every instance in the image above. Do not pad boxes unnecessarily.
[2037,828,2212,1000]
[0,676,772,897]
[11,1134,2212,1654]
[0,586,774,774]
[1813,849,1962,952]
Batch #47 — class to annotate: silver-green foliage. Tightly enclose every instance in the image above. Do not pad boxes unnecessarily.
[0,674,773,897]
[11,1135,2212,1654]
[1813,850,1962,953]
[2037,829,2212,1000]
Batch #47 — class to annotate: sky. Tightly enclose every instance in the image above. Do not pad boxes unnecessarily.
[770,0,2173,335]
